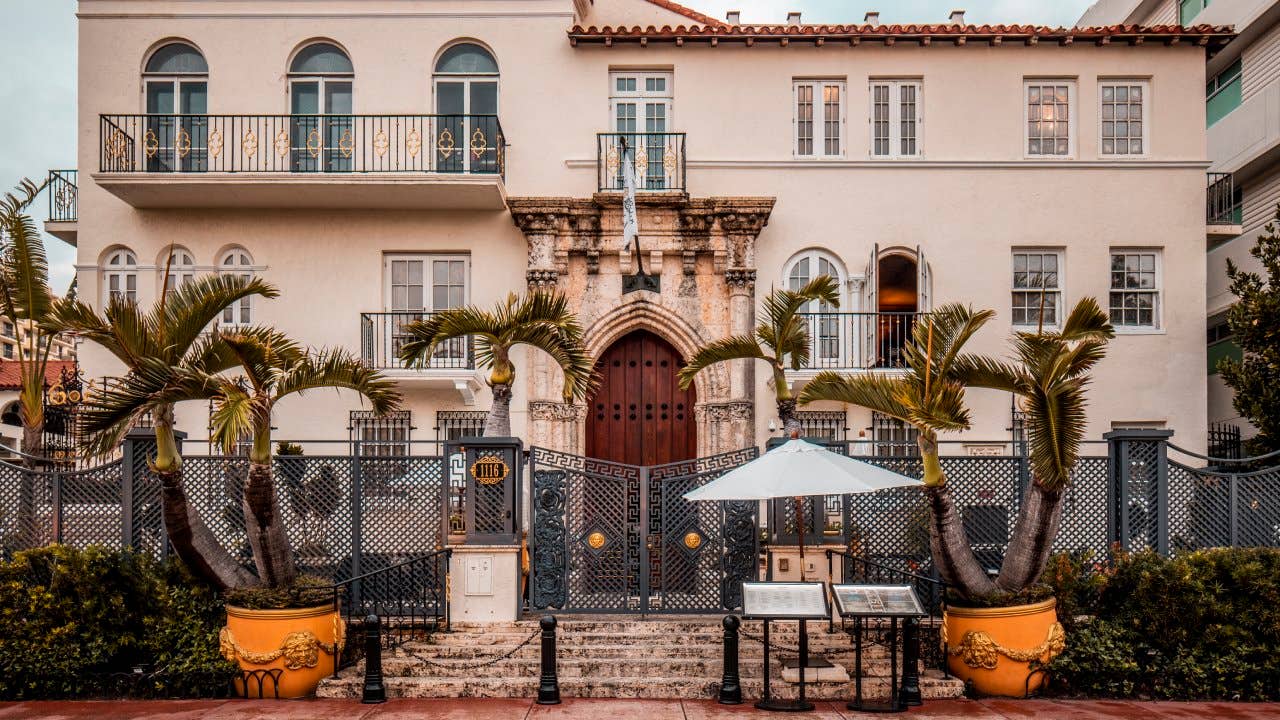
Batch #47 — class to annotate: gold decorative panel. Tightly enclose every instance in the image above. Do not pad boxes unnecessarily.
[373,129,389,158]
[274,129,290,158]
[587,532,607,550]
[242,130,258,158]
[436,128,455,159]
[683,532,703,550]
[208,129,224,159]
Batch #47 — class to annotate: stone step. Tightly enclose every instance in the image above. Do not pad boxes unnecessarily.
[378,654,921,680]
[398,642,895,662]
[422,629,863,648]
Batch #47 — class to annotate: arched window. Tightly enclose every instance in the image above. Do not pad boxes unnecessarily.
[163,247,196,298]
[218,248,254,326]
[783,249,846,367]
[433,42,499,173]
[143,42,208,172]
[103,249,138,305]
[289,42,353,172]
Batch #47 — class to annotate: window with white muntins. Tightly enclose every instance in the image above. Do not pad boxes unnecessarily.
[794,80,845,157]
[1109,250,1161,330]
[1011,250,1063,327]
[1100,81,1148,156]
[219,248,255,326]
[385,254,469,364]
[1026,81,1074,156]
[164,247,196,299]
[104,249,138,305]
[870,80,921,157]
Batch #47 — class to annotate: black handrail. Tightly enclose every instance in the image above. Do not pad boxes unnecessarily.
[329,547,452,677]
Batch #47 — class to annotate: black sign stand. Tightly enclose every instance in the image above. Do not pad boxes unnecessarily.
[831,584,926,714]
[741,582,830,713]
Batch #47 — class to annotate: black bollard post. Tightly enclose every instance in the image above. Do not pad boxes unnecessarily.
[899,616,922,706]
[537,615,561,705]
[718,615,742,704]
[361,614,386,704]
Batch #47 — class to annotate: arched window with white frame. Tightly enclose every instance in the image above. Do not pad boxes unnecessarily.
[218,248,254,326]
[163,247,196,299]
[433,41,500,173]
[288,41,354,173]
[142,41,209,172]
[103,248,138,305]
[782,249,847,369]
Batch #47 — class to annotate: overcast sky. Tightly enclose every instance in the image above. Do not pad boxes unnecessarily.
[0,0,1095,295]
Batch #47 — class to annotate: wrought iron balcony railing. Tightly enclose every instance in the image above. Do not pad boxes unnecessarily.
[99,114,505,177]
[1207,172,1240,225]
[361,312,475,371]
[793,312,926,371]
[47,169,77,223]
[597,132,686,192]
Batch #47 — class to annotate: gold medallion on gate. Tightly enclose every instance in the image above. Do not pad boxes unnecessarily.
[470,455,510,486]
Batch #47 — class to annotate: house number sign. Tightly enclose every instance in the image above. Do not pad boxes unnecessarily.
[470,455,510,486]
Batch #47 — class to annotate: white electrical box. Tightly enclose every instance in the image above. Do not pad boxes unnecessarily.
[464,555,493,596]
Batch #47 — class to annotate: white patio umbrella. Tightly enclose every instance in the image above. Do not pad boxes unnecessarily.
[684,438,923,578]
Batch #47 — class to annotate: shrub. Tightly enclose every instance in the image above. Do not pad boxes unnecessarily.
[1043,547,1280,700]
[0,545,237,699]
[222,574,331,610]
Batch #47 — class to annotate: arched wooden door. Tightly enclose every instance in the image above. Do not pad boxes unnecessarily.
[587,330,696,466]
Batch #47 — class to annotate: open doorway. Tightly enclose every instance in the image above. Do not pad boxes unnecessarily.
[869,249,927,368]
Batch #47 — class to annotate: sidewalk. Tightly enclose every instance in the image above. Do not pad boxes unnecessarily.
[1,698,1276,719]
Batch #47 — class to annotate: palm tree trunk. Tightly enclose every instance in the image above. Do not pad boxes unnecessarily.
[919,434,997,597]
[484,383,513,437]
[995,478,1064,593]
[777,398,802,437]
[159,467,255,590]
[243,460,298,588]
[21,420,42,463]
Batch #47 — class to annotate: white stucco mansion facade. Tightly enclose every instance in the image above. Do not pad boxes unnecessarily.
[61,0,1232,462]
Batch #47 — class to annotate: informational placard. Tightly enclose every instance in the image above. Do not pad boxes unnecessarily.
[741,582,830,619]
[831,584,926,617]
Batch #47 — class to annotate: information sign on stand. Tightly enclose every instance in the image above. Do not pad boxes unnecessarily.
[740,582,829,712]
[831,584,925,714]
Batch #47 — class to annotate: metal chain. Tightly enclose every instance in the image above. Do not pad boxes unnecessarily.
[738,627,802,654]
[410,628,541,670]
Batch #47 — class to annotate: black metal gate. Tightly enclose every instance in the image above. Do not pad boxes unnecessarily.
[528,446,759,614]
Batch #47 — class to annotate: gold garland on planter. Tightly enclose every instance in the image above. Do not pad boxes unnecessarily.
[945,622,1066,670]
[219,618,346,671]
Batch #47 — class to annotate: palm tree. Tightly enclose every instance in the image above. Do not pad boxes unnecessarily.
[208,330,400,587]
[678,276,840,435]
[949,298,1114,592]
[0,178,57,460]
[397,291,596,437]
[50,274,278,590]
[798,303,1000,596]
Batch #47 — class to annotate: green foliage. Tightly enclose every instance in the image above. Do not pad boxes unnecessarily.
[1218,206,1280,456]
[221,574,331,610]
[1043,548,1280,700]
[276,442,303,456]
[0,545,236,699]
[946,583,1055,609]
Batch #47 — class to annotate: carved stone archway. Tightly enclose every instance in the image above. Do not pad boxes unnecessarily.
[510,193,774,457]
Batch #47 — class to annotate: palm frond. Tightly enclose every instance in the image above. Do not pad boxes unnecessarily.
[398,306,498,368]
[208,384,261,456]
[677,334,769,390]
[950,353,1027,394]
[1058,296,1115,343]
[218,328,303,392]
[502,322,598,402]
[154,274,279,359]
[798,371,912,420]
[271,347,402,416]
[760,275,840,330]
[0,210,52,325]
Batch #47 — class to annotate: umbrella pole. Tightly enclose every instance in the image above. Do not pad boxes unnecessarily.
[794,495,805,582]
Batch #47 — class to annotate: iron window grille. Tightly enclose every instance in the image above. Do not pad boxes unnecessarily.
[435,410,487,441]
[872,411,918,457]
[350,410,413,490]
[794,410,849,442]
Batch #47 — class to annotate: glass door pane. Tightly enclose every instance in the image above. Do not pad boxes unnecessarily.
[436,82,465,172]
[644,102,667,188]
[290,81,320,172]
[389,259,425,361]
[145,81,176,172]
[470,81,498,173]
[179,81,208,172]
[325,81,353,172]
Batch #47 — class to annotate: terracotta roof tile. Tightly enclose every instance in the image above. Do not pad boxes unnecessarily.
[0,360,78,392]
[644,0,725,28]
[568,23,1235,53]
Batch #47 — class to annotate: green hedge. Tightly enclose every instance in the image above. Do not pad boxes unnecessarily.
[0,545,238,699]
[1044,547,1280,700]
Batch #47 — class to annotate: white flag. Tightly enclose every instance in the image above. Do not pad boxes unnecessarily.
[621,143,639,248]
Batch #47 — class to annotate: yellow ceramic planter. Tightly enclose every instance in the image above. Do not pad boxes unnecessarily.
[942,598,1065,698]
[220,604,345,699]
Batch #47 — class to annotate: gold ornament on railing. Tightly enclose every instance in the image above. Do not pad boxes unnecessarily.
[663,147,678,175]
[373,128,389,158]
[605,145,620,175]
[176,128,192,159]
[946,622,1066,670]
[470,126,487,160]
[436,128,455,159]
[635,146,648,171]
[106,129,129,162]
[274,129,290,158]
[338,130,354,159]
[54,186,75,213]
[242,130,258,159]
[406,128,422,158]
[143,129,159,159]
[208,129,224,159]
[306,128,323,159]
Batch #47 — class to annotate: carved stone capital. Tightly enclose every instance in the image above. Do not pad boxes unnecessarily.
[526,269,559,289]
[528,400,587,422]
[511,210,562,235]
[694,401,754,423]
[724,268,756,291]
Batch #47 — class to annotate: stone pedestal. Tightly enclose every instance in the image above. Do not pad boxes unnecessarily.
[768,545,846,583]
[448,544,523,623]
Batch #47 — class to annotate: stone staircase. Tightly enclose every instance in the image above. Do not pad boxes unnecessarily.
[316,616,966,702]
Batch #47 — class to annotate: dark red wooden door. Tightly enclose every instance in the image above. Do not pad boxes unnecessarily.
[587,330,696,466]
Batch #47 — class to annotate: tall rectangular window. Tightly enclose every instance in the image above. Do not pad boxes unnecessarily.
[794,80,844,157]
[1025,81,1074,156]
[385,254,469,366]
[870,80,922,157]
[609,71,673,188]
[1011,250,1063,327]
[1207,59,1242,126]
[1109,250,1161,330]
[1100,81,1147,156]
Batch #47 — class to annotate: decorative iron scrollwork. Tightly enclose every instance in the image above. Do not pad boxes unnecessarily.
[721,500,757,611]
[530,468,568,609]
[274,129,290,158]
[373,128,389,158]
[436,128,455,159]
[242,130,258,158]
[470,126,487,160]
[175,128,192,159]
[407,128,422,158]
[208,129,224,159]
[306,128,323,159]
[143,129,159,159]
[338,130,354,159]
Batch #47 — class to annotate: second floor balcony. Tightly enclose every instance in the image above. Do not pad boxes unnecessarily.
[597,132,686,193]
[360,311,483,404]
[96,114,507,210]
[788,312,924,378]
[1207,172,1243,241]
[44,169,77,245]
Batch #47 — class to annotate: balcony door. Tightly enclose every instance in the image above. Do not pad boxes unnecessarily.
[786,250,845,369]
[434,43,500,174]
[384,255,469,368]
[142,42,208,172]
[864,247,928,369]
[609,71,672,189]
[289,43,354,173]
